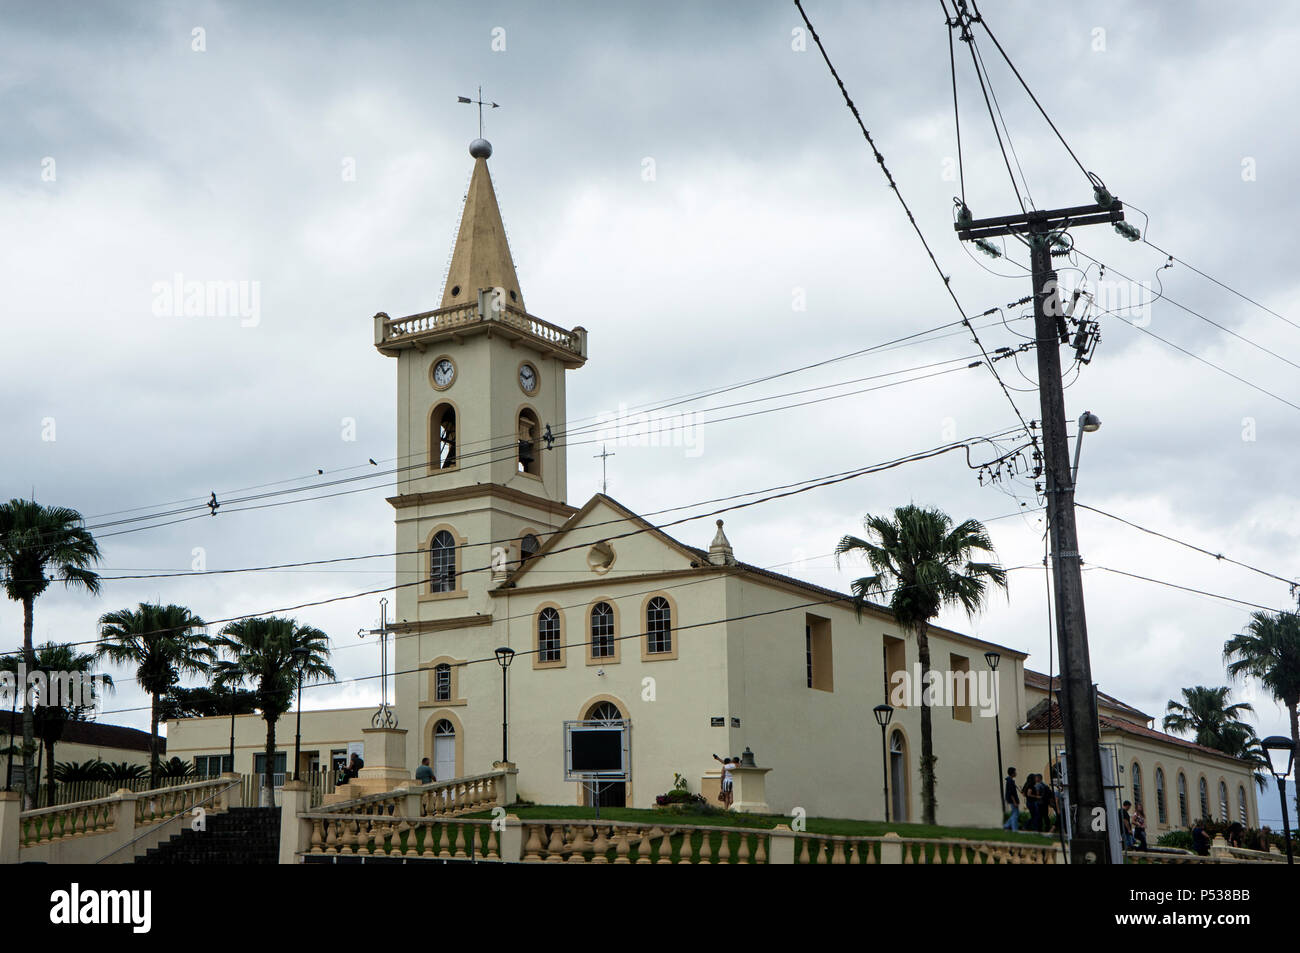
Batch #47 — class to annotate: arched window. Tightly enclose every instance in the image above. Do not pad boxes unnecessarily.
[1218,780,1228,821]
[1131,762,1143,815]
[646,596,672,655]
[520,533,540,564]
[431,530,456,592]
[517,408,541,476]
[588,701,624,724]
[434,663,451,702]
[432,404,457,469]
[889,729,908,822]
[1155,768,1167,824]
[538,607,561,663]
[1238,785,1248,825]
[590,602,615,659]
[1198,776,1209,821]
[1177,772,1188,826]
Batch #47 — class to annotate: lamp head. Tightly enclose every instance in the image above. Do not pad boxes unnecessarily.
[984,650,1001,671]
[1261,735,1295,779]
[873,703,894,727]
[1079,411,1101,433]
[495,646,516,669]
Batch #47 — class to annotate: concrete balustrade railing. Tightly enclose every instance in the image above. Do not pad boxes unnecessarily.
[5,774,243,864]
[315,769,509,818]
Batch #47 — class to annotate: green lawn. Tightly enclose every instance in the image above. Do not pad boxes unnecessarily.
[467,804,1054,845]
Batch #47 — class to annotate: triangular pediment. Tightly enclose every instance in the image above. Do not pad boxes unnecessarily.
[503,493,705,588]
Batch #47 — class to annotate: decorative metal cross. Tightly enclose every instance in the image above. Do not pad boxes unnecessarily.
[594,444,615,494]
[358,597,397,728]
[457,86,499,139]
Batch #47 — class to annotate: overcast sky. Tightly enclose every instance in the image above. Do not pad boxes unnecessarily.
[3,1,1297,815]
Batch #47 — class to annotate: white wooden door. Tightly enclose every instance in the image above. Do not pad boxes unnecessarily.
[434,732,455,782]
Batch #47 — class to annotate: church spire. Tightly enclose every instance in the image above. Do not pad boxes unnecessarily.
[440,139,525,311]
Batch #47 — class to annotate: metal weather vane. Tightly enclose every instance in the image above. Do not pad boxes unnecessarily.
[457,86,499,139]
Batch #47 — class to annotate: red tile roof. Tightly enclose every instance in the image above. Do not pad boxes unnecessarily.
[1023,668,1151,721]
[1,711,159,755]
[1019,702,1245,763]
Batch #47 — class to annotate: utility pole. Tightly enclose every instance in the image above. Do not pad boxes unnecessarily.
[957,193,1126,864]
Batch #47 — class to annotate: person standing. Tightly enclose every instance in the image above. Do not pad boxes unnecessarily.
[415,757,434,784]
[712,753,735,807]
[1002,767,1020,832]
[1132,802,1148,851]
[1119,800,1134,850]
[1023,773,1042,831]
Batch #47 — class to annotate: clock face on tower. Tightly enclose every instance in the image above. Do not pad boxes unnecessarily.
[518,362,539,395]
[431,357,456,390]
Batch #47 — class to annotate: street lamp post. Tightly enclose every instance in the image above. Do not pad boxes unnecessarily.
[291,647,309,782]
[226,667,243,774]
[1071,411,1101,486]
[1261,735,1295,864]
[873,704,893,823]
[495,647,515,765]
[4,680,17,791]
[984,651,1004,814]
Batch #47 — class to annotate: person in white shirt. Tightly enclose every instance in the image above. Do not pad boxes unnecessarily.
[712,753,737,807]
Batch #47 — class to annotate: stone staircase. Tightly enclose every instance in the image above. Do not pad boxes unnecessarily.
[136,807,280,864]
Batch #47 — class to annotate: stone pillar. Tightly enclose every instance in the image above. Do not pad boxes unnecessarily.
[729,765,771,814]
[767,824,795,864]
[279,780,312,865]
[878,831,903,864]
[357,727,412,793]
[220,772,244,809]
[499,813,523,863]
[0,790,20,865]
[1209,834,1230,860]
[493,761,518,806]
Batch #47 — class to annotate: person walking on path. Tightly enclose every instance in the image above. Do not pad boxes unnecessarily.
[1002,767,1021,832]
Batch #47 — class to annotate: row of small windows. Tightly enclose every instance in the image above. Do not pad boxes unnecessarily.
[429,528,540,593]
[1148,765,1248,827]
[536,597,674,663]
[429,403,541,476]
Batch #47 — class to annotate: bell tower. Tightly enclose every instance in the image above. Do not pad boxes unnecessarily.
[375,137,587,736]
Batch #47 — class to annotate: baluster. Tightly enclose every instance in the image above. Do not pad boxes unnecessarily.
[357,819,373,856]
[340,819,357,854]
[485,828,500,861]
[699,830,713,864]
[718,831,731,864]
[449,823,465,859]
[831,839,846,865]
[568,825,590,863]
[438,823,452,859]
[545,825,566,863]
[523,824,544,862]
[755,834,768,864]
[324,819,339,854]
[656,828,675,864]
[736,832,751,864]
[310,819,324,853]
[679,828,696,865]
[634,828,653,864]
[613,828,631,864]
[590,825,610,864]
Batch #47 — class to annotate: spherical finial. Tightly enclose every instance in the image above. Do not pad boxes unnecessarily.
[469,138,493,159]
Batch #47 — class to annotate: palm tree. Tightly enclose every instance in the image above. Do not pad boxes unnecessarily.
[0,642,112,804]
[213,616,335,802]
[1163,685,1270,789]
[1163,685,1257,749]
[1224,610,1300,812]
[96,602,213,787]
[0,499,102,803]
[835,504,1007,825]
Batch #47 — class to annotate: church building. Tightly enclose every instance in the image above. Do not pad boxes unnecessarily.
[369,135,1028,826]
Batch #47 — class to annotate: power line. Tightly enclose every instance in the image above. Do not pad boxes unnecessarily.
[794,0,1042,465]
[1077,503,1299,591]
[1086,564,1290,615]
